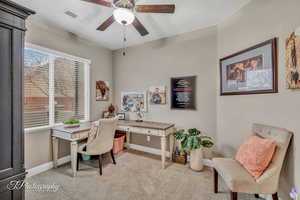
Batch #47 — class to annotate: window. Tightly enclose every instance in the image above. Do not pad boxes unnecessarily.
[24,49,50,128]
[24,44,90,130]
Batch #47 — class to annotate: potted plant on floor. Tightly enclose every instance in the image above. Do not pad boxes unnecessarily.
[174,128,214,171]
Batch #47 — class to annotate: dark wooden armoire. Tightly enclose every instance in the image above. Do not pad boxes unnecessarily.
[0,0,34,199]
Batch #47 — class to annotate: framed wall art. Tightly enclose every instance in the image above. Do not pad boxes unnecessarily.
[96,80,110,101]
[149,86,166,105]
[171,76,196,110]
[121,92,147,112]
[220,38,278,95]
[286,28,300,89]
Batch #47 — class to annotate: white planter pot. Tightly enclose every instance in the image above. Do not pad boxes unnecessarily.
[190,148,204,171]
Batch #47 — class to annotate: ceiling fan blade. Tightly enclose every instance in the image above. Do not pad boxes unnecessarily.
[132,17,149,36]
[97,15,115,31]
[135,5,175,13]
[81,0,112,7]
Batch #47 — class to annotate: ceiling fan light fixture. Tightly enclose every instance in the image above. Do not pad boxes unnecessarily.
[113,8,134,25]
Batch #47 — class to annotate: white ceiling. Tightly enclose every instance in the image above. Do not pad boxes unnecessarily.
[12,0,250,50]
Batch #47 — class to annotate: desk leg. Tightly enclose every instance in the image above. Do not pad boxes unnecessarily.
[169,133,175,161]
[71,141,78,177]
[52,136,58,168]
[126,131,131,149]
[161,136,167,169]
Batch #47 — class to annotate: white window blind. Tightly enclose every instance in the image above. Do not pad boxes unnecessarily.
[24,46,90,130]
[54,58,85,123]
[24,49,50,128]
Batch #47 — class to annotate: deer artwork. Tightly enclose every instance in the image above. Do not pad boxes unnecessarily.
[96,80,110,101]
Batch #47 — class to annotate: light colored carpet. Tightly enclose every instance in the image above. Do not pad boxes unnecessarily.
[25,150,259,200]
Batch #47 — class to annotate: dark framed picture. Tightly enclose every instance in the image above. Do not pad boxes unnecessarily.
[171,76,196,110]
[220,38,278,95]
[116,113,125,120]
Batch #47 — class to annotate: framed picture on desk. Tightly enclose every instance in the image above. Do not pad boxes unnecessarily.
[116,113,125,120]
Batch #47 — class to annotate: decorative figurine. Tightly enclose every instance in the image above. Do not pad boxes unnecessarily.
[135,102,144,122]
[108,104,116,118]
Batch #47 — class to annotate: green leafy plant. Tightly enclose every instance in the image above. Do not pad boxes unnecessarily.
[173,128,214,151]
[63,117,80,125]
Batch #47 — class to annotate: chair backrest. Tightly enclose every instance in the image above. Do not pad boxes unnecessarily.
[252,124,292,190]
[87,120,100,144]
[86,118,118,155]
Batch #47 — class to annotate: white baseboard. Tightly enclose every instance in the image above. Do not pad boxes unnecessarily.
[26,155,71,177]
[128,144,212,167]
[203,159,214,167]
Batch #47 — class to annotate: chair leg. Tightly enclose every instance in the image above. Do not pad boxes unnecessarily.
[254,194,259,198]
[272,193,279,200]
[77,153,80,171]
[110,149,116,165]
[213,168,218,193]
[98,155,102,176]
[230,191,238,200]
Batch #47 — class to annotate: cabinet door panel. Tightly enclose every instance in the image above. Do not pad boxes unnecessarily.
[0,26,24,180]
[12,29,24,172]
[0,26,12,175]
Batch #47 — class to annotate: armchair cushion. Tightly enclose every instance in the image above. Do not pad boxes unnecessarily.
[213,158,276,194]
[235,132,277,179]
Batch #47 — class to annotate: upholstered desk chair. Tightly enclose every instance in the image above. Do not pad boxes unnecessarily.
[213,124,292,200]
[77,118,118,175]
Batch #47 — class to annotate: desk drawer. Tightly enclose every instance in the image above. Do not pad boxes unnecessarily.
[118,126,131,132]
[130,127,160,136]
[117,126,165,136]
[71,131,89,140]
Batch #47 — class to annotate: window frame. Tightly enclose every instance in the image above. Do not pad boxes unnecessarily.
[24,43,91,133]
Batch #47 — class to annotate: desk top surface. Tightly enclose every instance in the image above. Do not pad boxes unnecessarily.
[52,120,174,134]
[52,122,91,134]
[118,120,174,130]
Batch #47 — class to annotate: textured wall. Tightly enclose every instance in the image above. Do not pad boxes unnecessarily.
[113,26,218,149]
[24,16,113,169]
[217,0,300,197]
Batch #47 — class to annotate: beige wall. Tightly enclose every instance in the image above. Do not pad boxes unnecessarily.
[24,17,113,169]
[113,27,218,149]
[217,0,300,196]
[24,1,299,196]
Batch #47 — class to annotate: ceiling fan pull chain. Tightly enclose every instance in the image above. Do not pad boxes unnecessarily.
[123,24,127,56]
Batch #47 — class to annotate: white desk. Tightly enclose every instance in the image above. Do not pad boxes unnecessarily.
[51,120,175,177]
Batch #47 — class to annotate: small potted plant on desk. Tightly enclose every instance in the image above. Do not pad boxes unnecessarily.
[174,128,214,171]
[63,117,80,128]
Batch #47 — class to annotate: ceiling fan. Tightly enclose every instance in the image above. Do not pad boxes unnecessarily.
[81,0,176,36]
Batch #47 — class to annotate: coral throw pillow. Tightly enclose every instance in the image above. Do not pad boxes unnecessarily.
[235,132,277,179]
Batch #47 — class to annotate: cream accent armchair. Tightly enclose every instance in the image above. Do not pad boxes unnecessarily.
[77,118,118,175]
[213,124,292,200]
